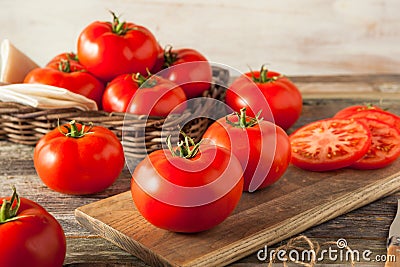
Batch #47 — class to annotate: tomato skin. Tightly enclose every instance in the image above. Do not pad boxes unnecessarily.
[333,104,384,119]
[334,109,400,132]
[24,60,105,108]
[160,48,212,99]
[290,118,372,171]
[77,18,158,82]
[0,196,66,267]
[203,114,291,192]
[131,145,244,233]
[34,122,125,195]
[225,69,302,130]
[350,118,400,170]
[46,52,79,66]
[102,74,187,117]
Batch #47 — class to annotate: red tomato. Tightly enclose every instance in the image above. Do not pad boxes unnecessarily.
[34,121,125,195]
[47,52,79,66]
[158,46,212,99]
[0,187,66,267]
[102,73,187,117]
[131,133,244,233]
[150,43,165,74]
[225,65,303,130]
[289,118,371,171]
[77,12,159,82]
[333,104,384,119]
[334,109,400,131]
[24,59,105,108]
[203,108,291,192]
[350,118,400,170]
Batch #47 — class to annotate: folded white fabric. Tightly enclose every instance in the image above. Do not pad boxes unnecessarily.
[0,83,98,111]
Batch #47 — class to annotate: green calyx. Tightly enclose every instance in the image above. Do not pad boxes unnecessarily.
[58,59,72,73]
[132,71,158,88]
[58,120,94,138]
[225,107,262,128]
[110,11,136,35]
[162,45,178,68]
[167,132,202,159]
[251,64,282,83]
[0,186,20,224]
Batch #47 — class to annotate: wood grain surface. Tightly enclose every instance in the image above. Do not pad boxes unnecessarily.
[1,75,400,266]
[75,160,400,267]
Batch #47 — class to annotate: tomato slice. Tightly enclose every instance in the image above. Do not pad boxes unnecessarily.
[350,118,400,170]
[333,104,383,119]
[334,109,400,131]
[290,119,371,171]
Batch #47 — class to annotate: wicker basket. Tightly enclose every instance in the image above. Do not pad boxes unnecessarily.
[0,66,229,159]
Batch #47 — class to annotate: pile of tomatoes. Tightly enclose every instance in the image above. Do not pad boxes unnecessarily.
[290,105,400,171]
[23,12,213,116]
[6,10,400,267]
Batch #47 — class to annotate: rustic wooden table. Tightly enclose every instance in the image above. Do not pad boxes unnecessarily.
[1,75,400,266]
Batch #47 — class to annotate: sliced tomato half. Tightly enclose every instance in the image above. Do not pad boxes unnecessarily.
[290,118,371,171]
[333,104,383,119]
[334,109,400,131]
[350,118,400,170]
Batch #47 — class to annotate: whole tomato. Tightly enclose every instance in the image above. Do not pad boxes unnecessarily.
[24,59,105,108]
[102,72,187,117]
[203,108,291,192]
[46,52,79,66]
[77,12,159,82]
[225,65,303,130]
[157,46,212,99]
[131,133,244,233]
[0,187,66,267]
[34,121,125,195]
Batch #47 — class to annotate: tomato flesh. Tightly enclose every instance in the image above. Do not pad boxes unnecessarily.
[350,118,400,169]
[290,119,371,171]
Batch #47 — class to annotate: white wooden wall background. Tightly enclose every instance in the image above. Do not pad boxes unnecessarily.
[0,0,399,76]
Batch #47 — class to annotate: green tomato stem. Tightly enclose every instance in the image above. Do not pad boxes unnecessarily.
[251,64,282,84]
[0,186,20,224]
[163,45,178,68]
[58,120,94,138]
[58,59,71,73]
[225,107,262,128]
[167,132,202,159]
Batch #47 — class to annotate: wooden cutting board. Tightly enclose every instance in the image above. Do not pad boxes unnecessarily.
[75,93,400,267]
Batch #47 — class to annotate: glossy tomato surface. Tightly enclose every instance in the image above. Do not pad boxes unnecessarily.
[131,144,244,233]
[159,47,212,99]
[225,68,302,130]
[34,122,125,195]
[24,59,104,108]
[334,109,400,131]
[77,13,158,82]
[0,193,66,267]
[333,104,384,119]
[350,118,400,170]
[289,118,371,171]
[203,111,291,192]
[102,73,187,117]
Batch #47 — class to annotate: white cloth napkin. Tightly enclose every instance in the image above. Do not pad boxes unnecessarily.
[0,83,98,111]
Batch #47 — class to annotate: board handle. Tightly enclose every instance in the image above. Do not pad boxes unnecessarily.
[385,237,400,267]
